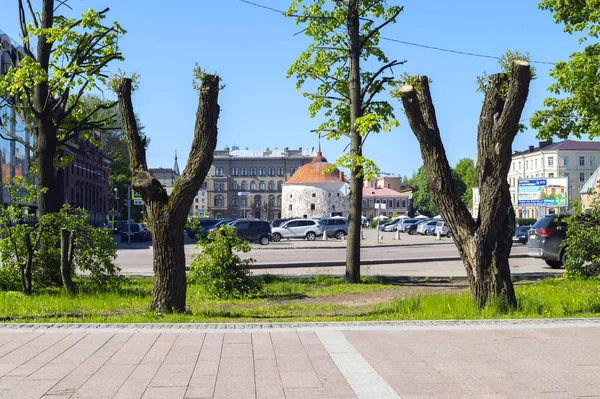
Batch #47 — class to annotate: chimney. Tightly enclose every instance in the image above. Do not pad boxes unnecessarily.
[339,171,344,181]
[539,140,553,149]
[529,145,535,152]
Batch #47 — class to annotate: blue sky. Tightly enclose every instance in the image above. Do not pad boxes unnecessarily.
[0,0,588,178]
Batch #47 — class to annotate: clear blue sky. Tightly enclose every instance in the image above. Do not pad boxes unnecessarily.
[0,0,588,178]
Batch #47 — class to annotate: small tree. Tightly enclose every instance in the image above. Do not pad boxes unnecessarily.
[116,70,220,313]
[563,202,600,278]
[287,0,405,283]
[189,226,255,299]
[394,61,531,309]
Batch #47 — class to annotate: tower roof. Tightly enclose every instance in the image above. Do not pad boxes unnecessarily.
[173,151,180,176]
[285,150,345,184]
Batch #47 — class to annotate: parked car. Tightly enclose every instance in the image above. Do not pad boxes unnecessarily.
[434,221,451,237]
[271,218,293,228]
[319,218,348,239]
[397,218,419,232]
[230,219,272,245]
[206,218,236,234]
[120,223,151,242]
[513,225,532,244]
[113,220,129,235]
[405,219,427,235]
[527,214,567,268]
[383,219,402,232]
[417,219,438,235]
[378,220,395,231]
[271,219,323,241]
[187,218,220,240]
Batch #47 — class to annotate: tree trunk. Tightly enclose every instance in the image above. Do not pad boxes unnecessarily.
[398,61,531,308]
[34,120,61,217]
[345,0,363,283]
[60,228,75,295]
[118,73,220,313]
[21,234,34,295]
[149,212,187,312]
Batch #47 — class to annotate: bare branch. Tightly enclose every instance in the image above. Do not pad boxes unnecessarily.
[303,93,349,104]
[25,0,39,28]
[0,124,33,150]
[361,59,405,102]
[359,6,404,49]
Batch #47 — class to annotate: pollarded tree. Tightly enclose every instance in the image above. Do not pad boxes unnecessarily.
[530,0,600,139]
[0,0,124,216]
[395,61,531,308]
[287,0,405,283]
[116,70,220,313]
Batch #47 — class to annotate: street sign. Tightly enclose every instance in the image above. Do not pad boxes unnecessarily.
[340,183,350,196]
[375,203,386,210]
[132,190,144,206]
[133,200,144,206]
[238,191,249,196]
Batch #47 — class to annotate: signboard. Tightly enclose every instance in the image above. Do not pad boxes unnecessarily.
[238,191,249,196]
[375,203,387,210]
[132,190,144,206]
[339,182,350,196]
[517,178,568,207]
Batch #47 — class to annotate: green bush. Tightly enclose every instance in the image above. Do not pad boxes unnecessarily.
[517,218,537,226]
[563,203,600,278]
[189,225,257,298]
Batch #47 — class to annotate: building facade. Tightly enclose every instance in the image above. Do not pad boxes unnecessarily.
[364,173,402,192]
[205,146,317,219]
[472,140,600,218]
[362,187,410,219]
[282,149,349,219]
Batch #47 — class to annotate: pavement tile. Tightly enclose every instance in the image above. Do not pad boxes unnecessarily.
[220,343,253,358]
[173,332,206,347]
[163,344,202,365]
[150,363,195,387]
[283,387,328,399]
[185,375,218,399]
[44,372,92,396]
[107,333,159,365]
[113,363,161,399]
[142,386,186,399]
[73,363,137,398]
[251,332,272,345]
[254,359,285,399]
[141,333,177,365]
[5,378,57,399]
[223,332,251,344]
[0,333,42,360]
[213,375,255,399]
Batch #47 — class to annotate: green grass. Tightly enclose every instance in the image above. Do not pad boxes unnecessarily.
[1,276,599,323]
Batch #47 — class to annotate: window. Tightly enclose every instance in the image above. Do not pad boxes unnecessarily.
[254,195,261,206]
[564,172,569,178]
[277,167,284,176]
[241,181,247,190]
[219,182,224,191]
[250,167,257,176]
[214,195,224,206]
[402,199,407,208]
[232,181,239,190]
[214,182,219,191]
[268,167,275,176]
[215,167,224,176]
[250,181,257,191]
[518,161,522,170]
[288,204,293,211]
[580,156,585,166]
[259,181,265,191]
[261,168,267,176]
[388,199,393,208]
[563,156,570,167]
[310,204,315,210]
[526,160,529,169]
[312,193,316,197]
[268,195,275,206]
[548,173,555,178]
[289,167,298,175]
[592,156,597,166]
[241,168,248,176]
[548,157,554,166]
[580,172,585,182]
[534,159,537,168]
[277,195,282,206]
[232,196,239,206]
[277,181,283,191]
[268,181,274,191]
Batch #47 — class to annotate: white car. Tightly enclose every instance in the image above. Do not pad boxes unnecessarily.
[271,219,323,241]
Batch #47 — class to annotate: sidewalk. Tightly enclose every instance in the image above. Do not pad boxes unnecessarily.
[1,319,599,398]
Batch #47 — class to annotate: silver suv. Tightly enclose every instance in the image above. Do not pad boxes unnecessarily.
[434,221,451,237]
[318,218,348,239]
[271,219,323,241]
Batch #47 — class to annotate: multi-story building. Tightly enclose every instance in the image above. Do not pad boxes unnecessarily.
[364,173,401,192]
[205,146,316,219]
[362,187,410,219]
[472,140,600,219]
[149,152,180,187]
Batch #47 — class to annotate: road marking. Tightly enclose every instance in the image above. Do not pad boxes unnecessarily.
[316,330,401,399]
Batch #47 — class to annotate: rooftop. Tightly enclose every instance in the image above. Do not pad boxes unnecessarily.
[513,140,600,157]
[581,166,600,194]
[214,146,317,158]
[363,187,408,197]
[285,148,345,184]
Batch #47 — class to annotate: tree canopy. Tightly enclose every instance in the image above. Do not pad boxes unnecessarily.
[530,0,600,139]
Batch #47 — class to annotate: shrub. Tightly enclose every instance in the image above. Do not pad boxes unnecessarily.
[563,202,600,278]
[189,225,256,298]
[517,218,537,226]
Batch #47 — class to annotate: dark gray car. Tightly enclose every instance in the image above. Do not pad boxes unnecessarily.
[526,214,567,268]
[319,218,348,239]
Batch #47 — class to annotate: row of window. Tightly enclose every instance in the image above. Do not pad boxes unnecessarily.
[217,167,298,177]
[509,171,592,186]
[213,181,284,192]
[213,194,282,207]
[512,155,597,171]
[362,198,407,208]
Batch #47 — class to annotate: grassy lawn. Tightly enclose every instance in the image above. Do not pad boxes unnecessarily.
[0,276,599,323]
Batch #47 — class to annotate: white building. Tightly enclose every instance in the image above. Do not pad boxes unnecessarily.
[282,148,349,219]
[472,140,600,219]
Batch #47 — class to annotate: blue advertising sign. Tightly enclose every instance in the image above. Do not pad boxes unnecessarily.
[517,178,568,207]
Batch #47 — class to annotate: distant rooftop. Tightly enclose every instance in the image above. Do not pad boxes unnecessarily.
[581,166,600,194]
[363,187,408,198]
[214,146,317,158]
[0,29,22,49]
[513,140,600,156]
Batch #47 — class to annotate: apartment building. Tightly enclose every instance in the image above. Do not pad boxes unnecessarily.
[205,146,316,219]
[364,173,402,192]
[362,187,410,219]
[472,140,600,219]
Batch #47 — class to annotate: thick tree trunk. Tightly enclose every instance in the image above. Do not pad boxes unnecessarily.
[118,74,220,313]
[149,212,187,312]
[345,0,363,283]
[398,61,531,308]
[34,123,61,216]
[60,228,75,295]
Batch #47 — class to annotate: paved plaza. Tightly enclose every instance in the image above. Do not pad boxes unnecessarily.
[1,320,599,398]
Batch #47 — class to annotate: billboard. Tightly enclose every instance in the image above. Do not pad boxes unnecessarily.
[517,178,568,207]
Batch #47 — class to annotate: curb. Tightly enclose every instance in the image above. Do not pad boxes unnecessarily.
[249,254,530,269]
[251,240,457,251]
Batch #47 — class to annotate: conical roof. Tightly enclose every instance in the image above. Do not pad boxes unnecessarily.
[285,148,344,184]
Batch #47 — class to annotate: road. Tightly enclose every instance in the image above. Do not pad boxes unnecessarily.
[114,235,560,278]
